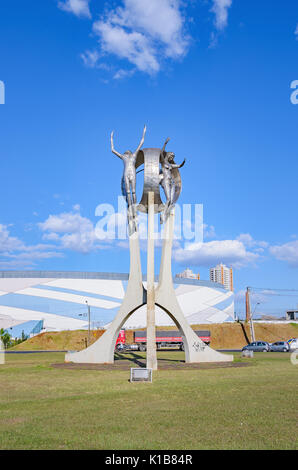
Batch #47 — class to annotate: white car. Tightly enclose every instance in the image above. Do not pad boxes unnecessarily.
[288,338,298,351]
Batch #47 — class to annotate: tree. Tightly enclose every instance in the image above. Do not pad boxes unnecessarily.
[0,328,12,349]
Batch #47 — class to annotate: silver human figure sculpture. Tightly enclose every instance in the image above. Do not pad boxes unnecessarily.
[111,125,146,231]
[160,137,186,224]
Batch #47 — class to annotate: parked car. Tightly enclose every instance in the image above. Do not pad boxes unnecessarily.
[287,338,298,351]
[269,341,290,352]
[242,341,270,352]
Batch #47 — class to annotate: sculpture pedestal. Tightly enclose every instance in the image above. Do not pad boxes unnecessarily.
[65,208,233,365]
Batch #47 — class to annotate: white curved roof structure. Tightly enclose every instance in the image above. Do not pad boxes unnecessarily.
[0,271,234,332]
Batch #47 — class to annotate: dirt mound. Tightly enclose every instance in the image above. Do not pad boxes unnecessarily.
[11,322,298,351]
[11,329,105,351]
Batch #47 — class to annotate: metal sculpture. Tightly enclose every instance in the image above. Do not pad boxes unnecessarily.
[136,148,165,214]
[65,128,233,367]
[111,125,146,232]
[159,137,186,224]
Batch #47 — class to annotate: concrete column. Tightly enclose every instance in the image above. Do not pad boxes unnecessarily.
[146,191,158,370]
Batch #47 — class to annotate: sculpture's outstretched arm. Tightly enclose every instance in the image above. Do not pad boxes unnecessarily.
[135,125,147,154]
[160,137,170,165]
[110,131,123,159]
[171,158,186,169]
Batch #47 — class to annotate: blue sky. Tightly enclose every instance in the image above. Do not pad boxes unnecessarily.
[0,0,298,317]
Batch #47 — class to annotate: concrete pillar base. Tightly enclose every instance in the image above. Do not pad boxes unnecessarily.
[65,209,233,365]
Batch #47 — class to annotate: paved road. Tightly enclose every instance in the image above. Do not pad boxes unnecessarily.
[217,349,241,353]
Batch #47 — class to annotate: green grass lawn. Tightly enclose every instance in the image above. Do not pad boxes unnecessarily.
[0,351,297,450]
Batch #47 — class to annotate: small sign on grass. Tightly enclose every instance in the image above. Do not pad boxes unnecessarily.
[130,368,152,382]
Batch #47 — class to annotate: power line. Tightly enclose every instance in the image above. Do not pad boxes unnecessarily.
[248,286,298,293]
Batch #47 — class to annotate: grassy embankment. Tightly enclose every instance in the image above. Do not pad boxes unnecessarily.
[11,322,298,351]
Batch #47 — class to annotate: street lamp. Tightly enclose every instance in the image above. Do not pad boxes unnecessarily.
[252,302,260,317]
[85,300,91,346]
[78,300,91,347]
[250,302,260,342]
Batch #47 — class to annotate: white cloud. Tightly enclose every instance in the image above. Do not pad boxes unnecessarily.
[113,68,136,80]
[39,204,159,254]
[0,224,63,268]
[203,224,216,239]
[236,233,268,250]
[42,232,60,242]
[39,211,100,253]
[58,0,91,18]
[176,230,267,268]
[59,232,97,253]
[109,0,188,58]
[58,0,234,76]
[3,249,63,262]
[80,50,100,68]
[39,212,91,234]
[211,0,232,31]
[90,0,189,76]
[0,224,24,253]
[93,22,160,74]
[173,238,260,269]
[39,208,123,253]
[295,24,298,38]
[270,240,298,267]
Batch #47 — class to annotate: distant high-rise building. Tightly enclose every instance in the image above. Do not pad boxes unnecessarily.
[210,263,233,291]
[176,268,200,280]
